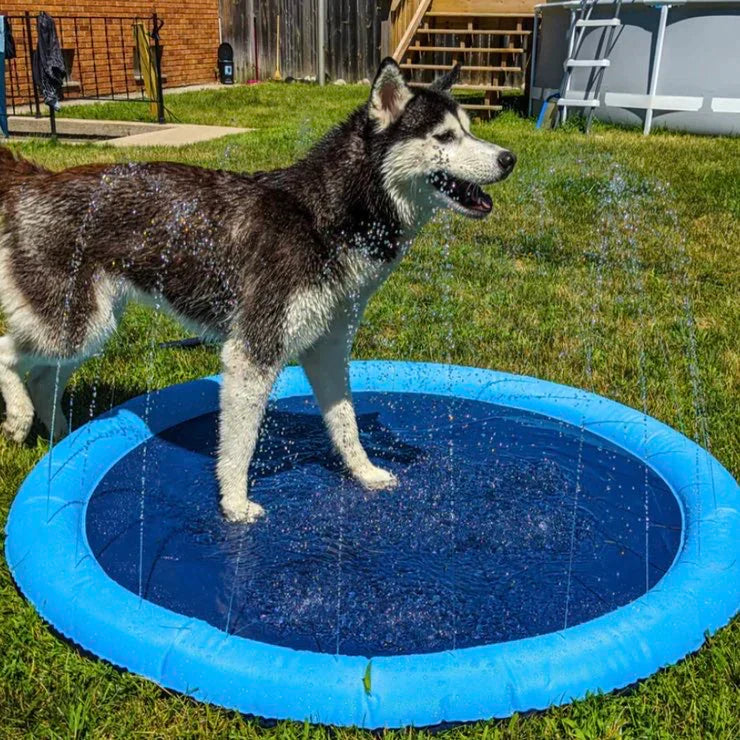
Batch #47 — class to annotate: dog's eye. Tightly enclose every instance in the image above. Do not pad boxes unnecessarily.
[433,131,456,144]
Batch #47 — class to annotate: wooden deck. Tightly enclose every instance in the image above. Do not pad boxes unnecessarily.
[388,0,536,115]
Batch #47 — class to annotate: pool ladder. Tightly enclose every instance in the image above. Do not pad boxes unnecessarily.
[557,0,623,131]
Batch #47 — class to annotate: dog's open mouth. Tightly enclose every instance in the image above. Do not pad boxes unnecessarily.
[429,171,493,218]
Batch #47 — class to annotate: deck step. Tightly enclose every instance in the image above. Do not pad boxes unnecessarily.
[402,63,522,73]
[425,11,535,18]
[556,98,600,107]
[461,104,504,111]
[414,28,532,36]
[408,46,525,53]
[565,59,610,68]
[576,18,622,28]
[410,81,522,92]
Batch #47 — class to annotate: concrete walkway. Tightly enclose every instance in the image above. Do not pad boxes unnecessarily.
[106,123,251,147]
[7,115,251,147]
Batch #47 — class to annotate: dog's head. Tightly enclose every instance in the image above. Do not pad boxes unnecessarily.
[367,58,516,224]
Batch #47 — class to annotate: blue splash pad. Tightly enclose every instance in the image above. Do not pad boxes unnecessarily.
[6,362,740,728]
[87,393,681,657]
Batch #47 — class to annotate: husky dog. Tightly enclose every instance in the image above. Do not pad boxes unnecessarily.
[0,59,515,523]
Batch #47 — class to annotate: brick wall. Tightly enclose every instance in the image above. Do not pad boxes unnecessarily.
[2,2,220,109]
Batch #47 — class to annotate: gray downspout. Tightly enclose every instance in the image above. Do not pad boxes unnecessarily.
[318,0,326,85]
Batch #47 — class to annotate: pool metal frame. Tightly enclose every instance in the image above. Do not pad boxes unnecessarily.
[530,0,740,135]
[5,361,739,728]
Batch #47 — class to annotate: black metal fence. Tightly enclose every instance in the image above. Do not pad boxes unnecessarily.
[3,12,165,128]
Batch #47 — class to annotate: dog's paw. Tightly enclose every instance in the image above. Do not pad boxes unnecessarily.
[355,464,399,491]
[221,497,266,524]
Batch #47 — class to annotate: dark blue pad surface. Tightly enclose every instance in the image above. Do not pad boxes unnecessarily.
[87,392,681,657]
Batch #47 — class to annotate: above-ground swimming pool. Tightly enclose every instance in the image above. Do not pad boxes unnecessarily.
[532,0,740,136]
[6,362,739,727]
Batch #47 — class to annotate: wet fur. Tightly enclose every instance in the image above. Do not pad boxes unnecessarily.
[0,60,514,522]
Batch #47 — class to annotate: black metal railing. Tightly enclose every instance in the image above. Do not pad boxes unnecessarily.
[3,11,165,129]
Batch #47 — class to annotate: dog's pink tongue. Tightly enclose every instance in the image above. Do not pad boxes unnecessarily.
[473,189,493,213]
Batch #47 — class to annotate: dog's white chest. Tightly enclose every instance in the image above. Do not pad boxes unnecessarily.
[283,251,395,359]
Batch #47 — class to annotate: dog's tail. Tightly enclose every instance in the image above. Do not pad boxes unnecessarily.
[1,147,48,235]
[0,146,49,187]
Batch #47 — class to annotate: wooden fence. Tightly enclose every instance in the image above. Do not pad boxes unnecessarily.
[219,0,389,83]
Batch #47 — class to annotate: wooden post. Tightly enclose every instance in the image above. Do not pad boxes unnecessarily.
[381,20,391,59]
[152,13,165,124]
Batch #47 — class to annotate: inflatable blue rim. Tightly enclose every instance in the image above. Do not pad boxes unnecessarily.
[5,361,740,728]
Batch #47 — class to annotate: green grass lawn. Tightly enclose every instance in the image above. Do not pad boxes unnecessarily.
[1,84,739,738]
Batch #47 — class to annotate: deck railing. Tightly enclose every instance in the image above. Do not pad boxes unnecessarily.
[390,0,434,61]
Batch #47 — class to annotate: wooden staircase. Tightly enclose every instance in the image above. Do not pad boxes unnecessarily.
[389,0,536,116]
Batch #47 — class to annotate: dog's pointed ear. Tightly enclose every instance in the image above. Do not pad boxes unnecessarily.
[430,62,461,93]
[369,57,413,130]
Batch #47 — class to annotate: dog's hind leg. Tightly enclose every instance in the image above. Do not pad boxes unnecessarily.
[301,318,398,492]
[216,338,279,523]
[26,362,80,442]
[0,336,34,443]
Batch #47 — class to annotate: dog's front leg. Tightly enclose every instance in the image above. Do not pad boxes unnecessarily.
[301,328,398,492]
[217,338,279,523]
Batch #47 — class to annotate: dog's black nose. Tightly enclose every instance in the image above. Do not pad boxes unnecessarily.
[498,150,516,172]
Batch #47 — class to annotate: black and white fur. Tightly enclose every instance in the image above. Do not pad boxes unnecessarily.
[0,59,516,522]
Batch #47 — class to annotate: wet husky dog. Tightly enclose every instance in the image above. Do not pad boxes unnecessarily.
[0,59,515,522]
